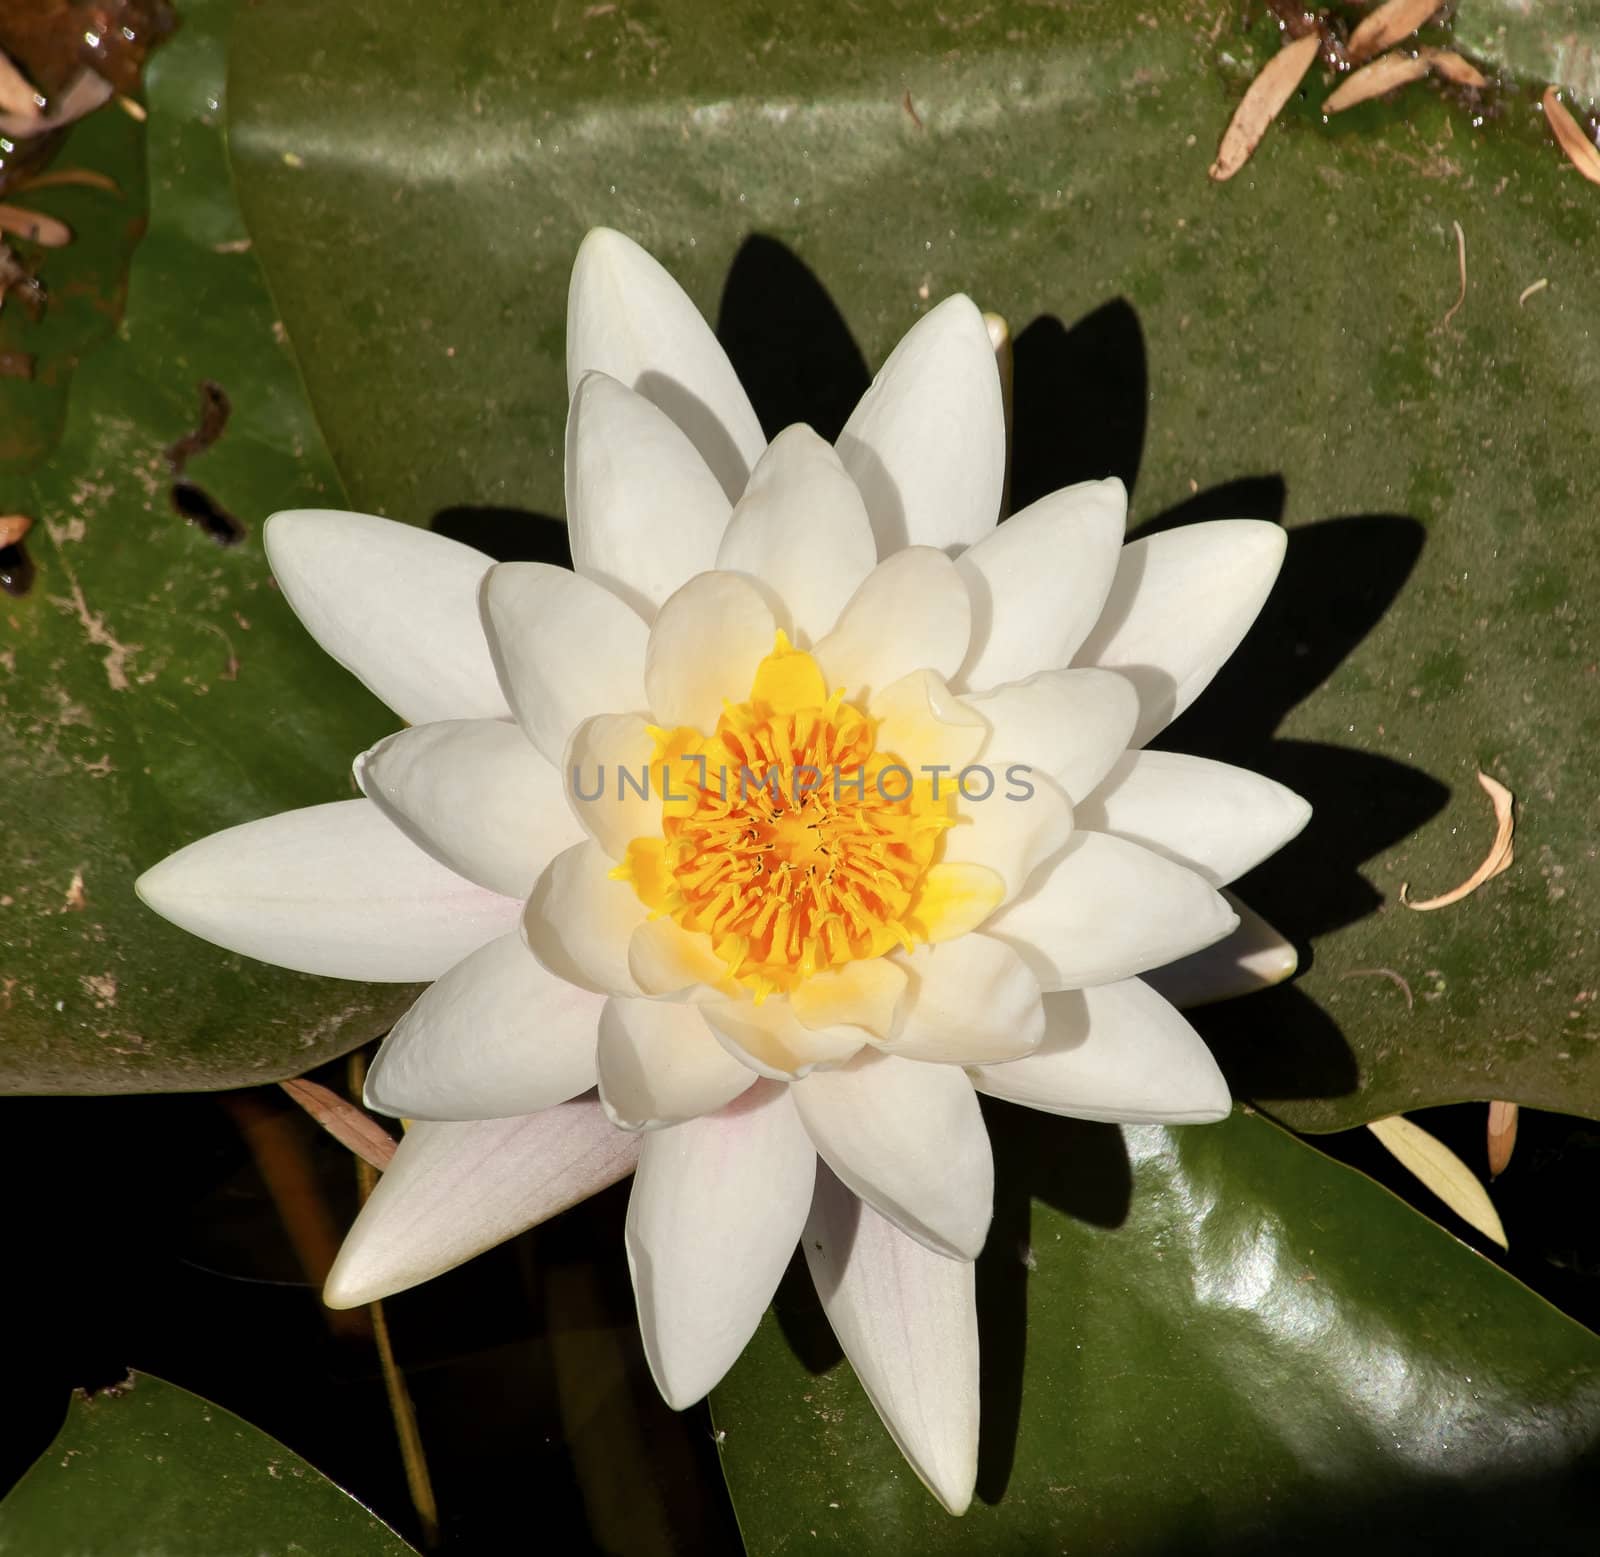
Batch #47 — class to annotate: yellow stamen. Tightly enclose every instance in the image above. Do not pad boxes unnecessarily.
[621,634,956,994]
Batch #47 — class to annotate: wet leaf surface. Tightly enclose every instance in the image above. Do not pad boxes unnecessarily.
[713,1108,1600,1554]
[0,0,418,1091]
[0,1372,415,1555]
[226,0,1600,1130]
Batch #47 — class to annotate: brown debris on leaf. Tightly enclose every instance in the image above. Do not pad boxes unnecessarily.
[1325,51,1431,113]
[1543,87,1600,188]
[1426,49,1488,90]
[1347,0,1444,66]
[1487,1100,1519,1179]
[280,1076,398,1172]
[1401,769,1515,910]
[1211,31,1323,182]
[0,203,72,248]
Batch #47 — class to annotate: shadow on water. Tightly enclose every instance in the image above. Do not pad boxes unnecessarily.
[710,232,1456,1500]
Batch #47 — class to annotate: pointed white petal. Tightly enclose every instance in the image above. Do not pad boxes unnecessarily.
[971,977,1231,1123]
[1144,895,1299,1009]
[480,561,649,767]
[645,571,775,732]
[880,934,1044,1063]
[836,295,1004,553]
[626,1083,815,1407]
[804,1165,978,1515]
[703,997,867,1079]
[1073,519,1286,747]
[566,372,732,620]
[564,713,659,860]
[356,719,583,900]
[363,933,603,1120]
[956,478,1126,690]
[136,799,520,982]
[1076,750,1310,887]
[986,830,1237,990]
[941,769,1075,902]
[523,840,647,996]
[812,547,972,700]
[965,667,1140,805]
[567,228,766,502]
[597,997,757,1130]
[264,510,509,726]
[324,1096,639,1307]
[869,669,987,771]
[791,1052,992,1260]
[714,424,877,645]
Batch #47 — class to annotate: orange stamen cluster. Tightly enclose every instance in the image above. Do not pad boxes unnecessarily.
[621,636,951,997]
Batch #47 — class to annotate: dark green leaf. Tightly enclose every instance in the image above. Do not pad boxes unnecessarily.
[713,1108,1600,1553]
[0,0,416,1090]
[0,1372,415,1555]
[226,0,1600,1129]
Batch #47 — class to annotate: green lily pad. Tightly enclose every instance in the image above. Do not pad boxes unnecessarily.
[0,1372,415,1555]
[713,1106,1600,1552]
[225,0,1600,1131]
[0,0,417,1091]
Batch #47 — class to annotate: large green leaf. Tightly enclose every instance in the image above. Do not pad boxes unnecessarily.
[713,1107,1600,1552]
[0,1372,414,1555]
[226,0,1600,1130]
[0,0,417,1091]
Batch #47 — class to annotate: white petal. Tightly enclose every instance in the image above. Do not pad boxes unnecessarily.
[881,935,1044,1063]
[363,933,603,1120]
[971,977,1230,1123]
[812,547,972,700]
[986,830,1238,990]
[356,719,582,900]
[940,769,1075,902]
[787,958,907,1040]
[1144,895,1299,1009]
[136,799,520,982]
[836,295,1004,553]
[264,510,509,726]
[714,424,878,645]
[564,713,659,860]
[869,669,987,772]
[598,997,758,1129]
[565,372,732,619]
[626,1083,815,1406]
[791,1052,992,1260]
[480,562,649,767]
[628,917,729,998]
[645,571,776,732]
[1076,750,1310,887]
[702,997,866,1079]
[566,227,766,502]
[956,478,1126,690]
[524,840,647,996]
[964,667,1140,805]
[324,1096,639,1307]
[804,1165,978,1515]
[1073,520,1286,747]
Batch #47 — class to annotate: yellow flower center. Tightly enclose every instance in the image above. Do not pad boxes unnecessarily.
[619,634,955,998]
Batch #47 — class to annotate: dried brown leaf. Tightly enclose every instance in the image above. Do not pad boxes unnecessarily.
[1401,770,1515,910]
[0,203,71,247]
[1368,1115,1508,1248]
[1487,1100,1519,1179]
[0,513,32,547]
[1210,32,1322,182]
[0,50,40,120]
[0,69,112,142]
[1543,87,1600,188]
[1347,0,1444,64]
[280,1076,398,1171]
[1423,49,1488,89]
[1325,51,1430,113]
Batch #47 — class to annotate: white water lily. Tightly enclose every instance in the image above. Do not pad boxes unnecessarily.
[137,228,1309,1514]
